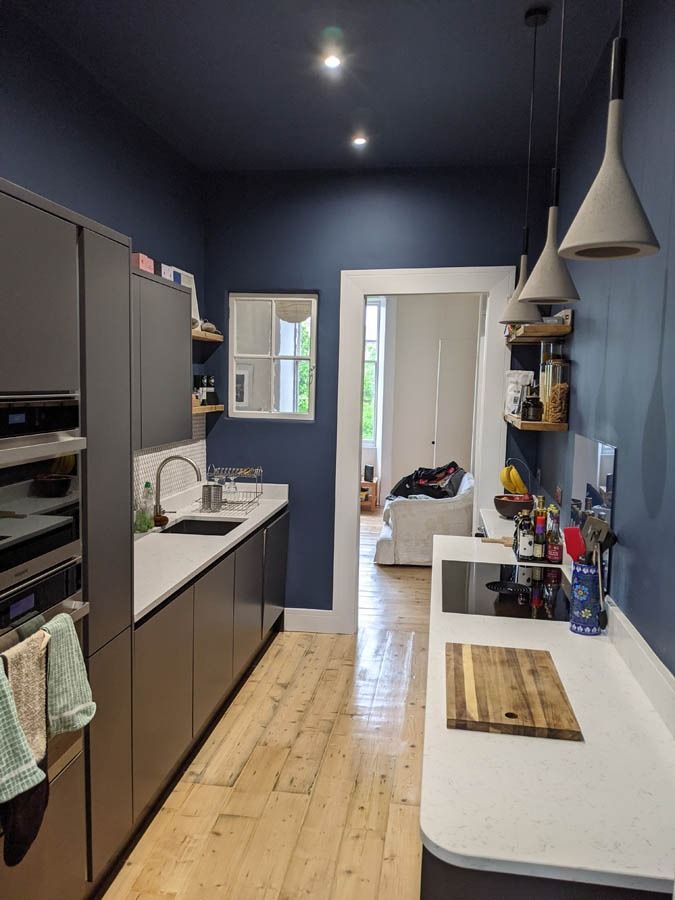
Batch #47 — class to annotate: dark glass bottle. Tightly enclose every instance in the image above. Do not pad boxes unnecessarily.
[546,511,564,564]
[533,514,546,560]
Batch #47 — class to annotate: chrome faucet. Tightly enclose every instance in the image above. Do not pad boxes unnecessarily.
[154,455,202,517]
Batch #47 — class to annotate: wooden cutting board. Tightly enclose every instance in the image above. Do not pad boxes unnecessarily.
[445,643,583,741]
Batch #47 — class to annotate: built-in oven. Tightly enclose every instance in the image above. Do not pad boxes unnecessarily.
[0,559,87,780]
[0,394,85,595]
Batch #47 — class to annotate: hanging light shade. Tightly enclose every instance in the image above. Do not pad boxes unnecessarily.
[559,35,659,259]
[520,194,580,304]
[500,253,542,324]
[275,298,312,323]
[500,7,545,326]
[520,0,579,305]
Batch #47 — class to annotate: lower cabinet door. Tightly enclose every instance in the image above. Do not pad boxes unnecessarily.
[87,627,133,881]
[233,531,264,677]
[193,554,235,735]
[0,754,87,900]
[133,588,194,821]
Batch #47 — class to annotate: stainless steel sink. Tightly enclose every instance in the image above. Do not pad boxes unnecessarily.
[161,518,243,536]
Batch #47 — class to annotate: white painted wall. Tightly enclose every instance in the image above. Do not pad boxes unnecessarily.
[380,293,480,496]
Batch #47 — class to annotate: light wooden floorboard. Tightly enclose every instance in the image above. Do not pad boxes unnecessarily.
[105,509,429,900]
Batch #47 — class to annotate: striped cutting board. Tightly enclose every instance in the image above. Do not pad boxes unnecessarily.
[445,643,583,741]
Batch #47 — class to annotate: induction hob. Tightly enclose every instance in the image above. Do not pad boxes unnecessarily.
[441,561,571,621]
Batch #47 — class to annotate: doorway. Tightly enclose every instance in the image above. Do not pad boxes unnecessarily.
[283,266,512,635]
[358,291,482,628]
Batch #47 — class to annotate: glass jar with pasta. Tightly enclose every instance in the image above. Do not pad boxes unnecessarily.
[543,359,570,423]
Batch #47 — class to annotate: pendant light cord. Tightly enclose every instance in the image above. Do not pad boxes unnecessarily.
[551,0,566,205]
[523,19,539,252]
[618,0,625,37]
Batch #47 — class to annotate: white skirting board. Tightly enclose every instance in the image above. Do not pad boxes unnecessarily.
[283,607,354,634]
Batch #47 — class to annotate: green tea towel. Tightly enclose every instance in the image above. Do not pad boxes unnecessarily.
[41,614,96,735]
[0,664,45,803]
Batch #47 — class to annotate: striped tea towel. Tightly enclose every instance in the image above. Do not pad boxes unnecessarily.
[2,630,50,762]
[0,663,45,803]
[42,614,96,735]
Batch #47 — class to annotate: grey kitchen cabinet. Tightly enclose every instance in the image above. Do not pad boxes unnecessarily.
[132,270,192,450]
[133,588,194,821]
[262,512,289,637]
[193,554,235,735]
[86,627,133,881]
[233,530,264,677]
[81,230,133,654]
[0,755,87,900]
[0,191,79,394]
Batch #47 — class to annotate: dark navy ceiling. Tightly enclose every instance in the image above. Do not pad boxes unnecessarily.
[16,0,618,172]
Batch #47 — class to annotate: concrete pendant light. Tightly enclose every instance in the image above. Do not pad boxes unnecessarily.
[500,7,546,326]
[520,0,580,306]
[559,3,659,260]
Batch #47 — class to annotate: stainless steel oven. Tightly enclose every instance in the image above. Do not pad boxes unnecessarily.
[0,559,87,780]
[0,394,84,595]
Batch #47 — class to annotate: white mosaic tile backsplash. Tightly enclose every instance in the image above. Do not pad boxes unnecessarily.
[133,415,206,507]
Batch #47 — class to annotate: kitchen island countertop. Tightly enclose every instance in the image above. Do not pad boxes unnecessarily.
[421,534,675,894]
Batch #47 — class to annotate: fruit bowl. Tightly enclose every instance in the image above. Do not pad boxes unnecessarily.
[493,493,534,519]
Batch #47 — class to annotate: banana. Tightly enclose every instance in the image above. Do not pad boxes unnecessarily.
[499,466,515,492]
[509,466,528,495]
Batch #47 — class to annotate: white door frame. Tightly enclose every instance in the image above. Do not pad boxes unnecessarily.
[284,266,513,635]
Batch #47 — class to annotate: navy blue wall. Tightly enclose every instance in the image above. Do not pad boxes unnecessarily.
[539,0,675,671]
[0,4,205,289]
[205,168,548,610]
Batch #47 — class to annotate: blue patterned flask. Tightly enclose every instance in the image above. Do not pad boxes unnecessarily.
[569,560,602,635]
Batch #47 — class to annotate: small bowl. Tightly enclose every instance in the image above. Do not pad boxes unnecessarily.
[32,475,74,498]
[493,493,534,519]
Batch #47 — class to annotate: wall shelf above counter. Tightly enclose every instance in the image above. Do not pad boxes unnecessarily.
[506,323,572,345]
[504,414,568,432]
[192,329,223,343]
[192,404,224,415]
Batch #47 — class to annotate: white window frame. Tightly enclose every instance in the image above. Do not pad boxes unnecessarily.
[361,297,382,448]
[228,292,317,421]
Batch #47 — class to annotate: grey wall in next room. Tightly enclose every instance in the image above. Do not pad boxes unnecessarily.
[538,0,675,672]
[204,167,549,612]
[0,3,205,292]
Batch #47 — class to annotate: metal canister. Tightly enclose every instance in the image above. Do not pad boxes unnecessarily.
[201,482,223,512]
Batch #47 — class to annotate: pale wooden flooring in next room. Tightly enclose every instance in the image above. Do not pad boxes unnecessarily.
[105,509,430,900]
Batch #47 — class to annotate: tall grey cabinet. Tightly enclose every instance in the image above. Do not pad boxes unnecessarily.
[0,178,134,897]
[132,269,192,450]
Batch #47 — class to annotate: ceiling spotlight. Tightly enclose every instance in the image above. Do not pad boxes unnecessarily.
[352,135,368,147]
[324,54,341,69]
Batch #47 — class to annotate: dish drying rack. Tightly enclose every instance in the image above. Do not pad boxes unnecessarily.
[204,465,263,513]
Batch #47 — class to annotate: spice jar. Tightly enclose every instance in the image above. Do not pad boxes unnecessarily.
[521,386,544,422]
[544,359,570,423]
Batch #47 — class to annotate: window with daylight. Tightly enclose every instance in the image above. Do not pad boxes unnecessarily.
[229,293,317,420]
[362,298,383,446]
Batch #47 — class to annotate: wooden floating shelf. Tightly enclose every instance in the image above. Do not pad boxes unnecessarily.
[192,404,224,415]
[504,414,568,432]
[192,329,223,343]
[507,324,572,345]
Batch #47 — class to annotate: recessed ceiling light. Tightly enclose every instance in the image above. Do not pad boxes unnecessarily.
[324,54,341,69]
[352,135,368,147]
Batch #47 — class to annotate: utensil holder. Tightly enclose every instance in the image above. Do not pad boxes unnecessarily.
[570,560,602,635]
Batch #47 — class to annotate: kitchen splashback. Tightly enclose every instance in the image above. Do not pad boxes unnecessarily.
[133,415,206,507]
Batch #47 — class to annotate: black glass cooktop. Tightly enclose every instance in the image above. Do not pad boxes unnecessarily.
[441,561,571,621]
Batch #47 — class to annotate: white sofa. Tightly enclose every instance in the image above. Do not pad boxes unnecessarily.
[374,473,474,566]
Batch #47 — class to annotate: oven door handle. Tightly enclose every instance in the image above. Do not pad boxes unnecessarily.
[0,435,86,469]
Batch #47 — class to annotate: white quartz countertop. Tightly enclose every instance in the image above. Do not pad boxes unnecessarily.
[421,534,675,893]
[133,483,288,624]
